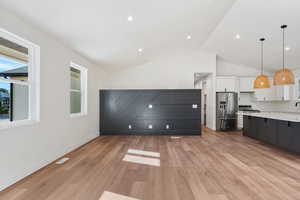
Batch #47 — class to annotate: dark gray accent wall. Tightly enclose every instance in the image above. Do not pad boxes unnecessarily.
[100,89,201,136]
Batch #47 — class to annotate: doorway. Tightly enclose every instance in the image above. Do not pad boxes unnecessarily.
[194,72,211,128]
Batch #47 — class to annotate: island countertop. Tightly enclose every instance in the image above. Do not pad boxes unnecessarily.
[238,111,300,122]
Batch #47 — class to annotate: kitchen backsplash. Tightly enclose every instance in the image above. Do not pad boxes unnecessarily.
[239,93,300,113]
[266,101,300,113]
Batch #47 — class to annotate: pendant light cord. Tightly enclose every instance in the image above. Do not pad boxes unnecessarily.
[282,25,287,70]
[283,27,285,69]
[261,39,264,75]
[260,38,265,75]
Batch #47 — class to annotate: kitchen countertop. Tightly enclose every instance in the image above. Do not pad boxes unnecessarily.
[238,111,300,122]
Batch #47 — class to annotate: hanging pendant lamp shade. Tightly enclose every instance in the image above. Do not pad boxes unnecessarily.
[273,25,295,85]
[254,75,270,89]
[254,38,270,89]
[274,68,295,85]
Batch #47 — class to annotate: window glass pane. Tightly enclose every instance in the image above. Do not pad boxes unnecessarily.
[12,84,29,121]
[0,37,28,82]
[71,67,81,90]
[0,82,28,122]
[70,91,81,114]
[0,82,10,122]
[298,79,300,99]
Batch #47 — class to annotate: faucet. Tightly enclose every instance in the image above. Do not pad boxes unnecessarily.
[296,102,300,107]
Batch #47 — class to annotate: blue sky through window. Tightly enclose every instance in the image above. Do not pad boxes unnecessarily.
[0,82,9,91]
[0,57,25,91]
[0,57,26,73]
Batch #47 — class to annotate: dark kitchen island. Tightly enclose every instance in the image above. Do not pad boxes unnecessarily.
[243,112,300,156]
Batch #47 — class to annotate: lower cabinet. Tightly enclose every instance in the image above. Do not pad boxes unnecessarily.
[277,121,300,154]
[243,116,300,156]
[257,118,277,145]
[243,116,258,139]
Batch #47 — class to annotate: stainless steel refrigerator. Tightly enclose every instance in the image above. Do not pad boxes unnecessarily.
[216,92,238,131]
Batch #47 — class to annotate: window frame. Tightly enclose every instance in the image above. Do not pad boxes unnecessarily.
[70,62,88,118]
[0,28,40,130]
[295,77,300,100]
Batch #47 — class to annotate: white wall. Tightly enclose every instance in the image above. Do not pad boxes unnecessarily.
[0,8,107,190]
[217,57,272,77]
[105,51,216,89]
[104,51,217,130]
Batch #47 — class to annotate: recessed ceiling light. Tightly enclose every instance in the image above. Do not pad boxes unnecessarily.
[187,35,192,40]
[235,34,241,39]
[138,48,143,53]
[127,16,133,22]
[285,46,291,51]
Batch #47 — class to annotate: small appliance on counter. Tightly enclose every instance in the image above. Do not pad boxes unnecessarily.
[216,92,238,131]
[238,105,261,112]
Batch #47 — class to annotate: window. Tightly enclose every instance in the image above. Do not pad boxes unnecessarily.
[0,28,40,128]
[70,62,87,117]
[297,77,300,100]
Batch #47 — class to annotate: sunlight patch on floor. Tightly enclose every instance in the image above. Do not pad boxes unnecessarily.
[127,149,160,158]
[171,136,181,139]
[55,157,70,164]
[123,154,160,167]
[99,191,140,200]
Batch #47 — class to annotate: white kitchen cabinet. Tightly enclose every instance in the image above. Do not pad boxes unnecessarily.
[275,85,294,101]
[216,76,237,92]
[239,77,255,92]
[255,78,275,101]
[255,87,273,101]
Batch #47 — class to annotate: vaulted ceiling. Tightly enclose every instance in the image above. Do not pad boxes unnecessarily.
[0,0,299,72]
[203,0,300,71]
[0,0,235,71]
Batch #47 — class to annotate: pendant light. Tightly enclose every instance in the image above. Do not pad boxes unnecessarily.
[273,25,295,85]
[254,38,270,89]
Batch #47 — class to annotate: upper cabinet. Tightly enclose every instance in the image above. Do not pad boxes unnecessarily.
[275,85,294,101]
[254,78,295,101]
[216,76,238,92]
[254,87,275,101]
[216,75,296,101]
[295,77,300,100]
[239,77,255,92]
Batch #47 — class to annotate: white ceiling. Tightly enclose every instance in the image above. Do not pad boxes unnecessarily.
[203,0,300,71]
[0,0,235,71]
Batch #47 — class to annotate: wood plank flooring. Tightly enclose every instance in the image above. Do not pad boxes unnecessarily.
[1,128,300,200]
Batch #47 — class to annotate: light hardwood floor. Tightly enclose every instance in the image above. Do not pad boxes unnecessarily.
[1,128,300,200]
